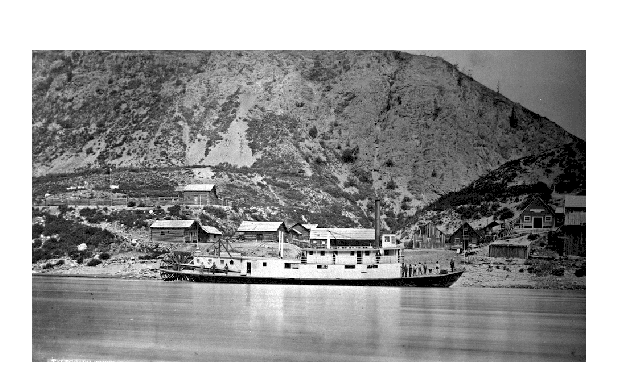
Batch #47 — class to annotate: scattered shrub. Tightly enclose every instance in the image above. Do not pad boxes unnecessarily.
[77,256,84,264]
[551,268,564,276]
[43,262,54,269]
[308,126,318,138]
[99,252,111,260]
[56,259,65,266]
[527,234,538,240]
[87,258,102,267]
[575,266,586,277]
[386,179,397,190]
[127,201,136,207]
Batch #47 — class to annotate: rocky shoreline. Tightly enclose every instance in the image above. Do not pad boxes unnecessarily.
[33,249,586,290]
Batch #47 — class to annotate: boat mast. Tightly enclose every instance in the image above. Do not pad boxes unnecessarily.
[374,198,381,248]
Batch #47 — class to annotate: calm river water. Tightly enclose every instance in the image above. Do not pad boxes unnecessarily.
[32,276,585,361]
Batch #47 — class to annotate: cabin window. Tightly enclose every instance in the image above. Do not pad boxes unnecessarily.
[334,252,338,256]
[229,260,234,265]
[365,251,370,256]
[350,252,355,256]
[524,216,531,222]
[345,265,355,269]
[308,251,314,255]
[545,216,552,222]
[285,263,292,269]
[263,262,267,267]
[320,251,325,256]
[220,260,224,264]
[366,265,378,269]
[384,236,390,242]
[317,265,328,269]
[160,231,165,235]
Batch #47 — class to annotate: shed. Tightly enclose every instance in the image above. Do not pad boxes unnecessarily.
[413,222,446,249]
[175,184,218,206]
[489,239,531,259]
[235,221,287,242]
[564,195,586,226]
[200,225,223,242]
[284,220,311,241]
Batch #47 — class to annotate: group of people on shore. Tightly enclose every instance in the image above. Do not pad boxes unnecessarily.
[401,259,455,277]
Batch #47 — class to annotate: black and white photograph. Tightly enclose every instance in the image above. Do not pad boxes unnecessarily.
[16,0,609,370]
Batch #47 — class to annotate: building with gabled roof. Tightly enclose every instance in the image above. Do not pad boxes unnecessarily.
[235,221,287,242]
[412,222,446,249]
[175,183,218,205]
[447,222,482,250]
[517,196,555,229]
[150,219,222,243]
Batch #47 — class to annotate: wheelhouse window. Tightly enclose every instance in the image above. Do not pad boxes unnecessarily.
[229,260,234,265]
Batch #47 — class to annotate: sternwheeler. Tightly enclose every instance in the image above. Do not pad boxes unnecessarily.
[159,199,463,287]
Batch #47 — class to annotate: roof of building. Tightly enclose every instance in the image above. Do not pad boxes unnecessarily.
[237,221,284,232]
[310,228,375,240]
[175,184,216,192]
[201,225,223,235]
[302,223,318,229]
[555,207,565,214]
[490,238,531,247]
[150,220,198,229]
[565,195,586,208]
[283,219,303,230]
[522,196,554,214]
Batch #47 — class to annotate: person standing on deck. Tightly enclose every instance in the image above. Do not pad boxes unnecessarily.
[423,262,427,275]
[435,261,440,274]
[450,258,455,272]
[225,263,229,275]
[408,263,413,277]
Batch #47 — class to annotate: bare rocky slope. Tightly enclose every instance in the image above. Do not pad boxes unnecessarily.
[32,50,582,231]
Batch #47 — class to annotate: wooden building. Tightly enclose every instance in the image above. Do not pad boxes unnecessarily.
[447,222,482,250]
[175,184,218,206]
[235,221,287,242]
[489,240,531,259]
[518,197,555,229]
[284,220,311,241]
[564,195,586,226]
[412,222,446,249]
[150,220,221,243]
[200,225,223,242]
[309,228,375,248]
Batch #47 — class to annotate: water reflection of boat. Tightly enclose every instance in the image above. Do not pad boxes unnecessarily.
[159,199,463,287]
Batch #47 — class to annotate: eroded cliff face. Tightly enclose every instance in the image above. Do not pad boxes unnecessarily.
[32,50,580,226]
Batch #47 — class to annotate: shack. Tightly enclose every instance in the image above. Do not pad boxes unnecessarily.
[564,195,586,226]
[447,222,482,250]
[235,221,287,242]
[175,184,218,206]
[309,228,375,248]
[489,239,531,259]
[412,222,446,249]
[284,220,311,241]
[150,220,203,243]
[200,225,223,242]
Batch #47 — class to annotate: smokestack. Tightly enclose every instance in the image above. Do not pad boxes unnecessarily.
[374,198,381,248]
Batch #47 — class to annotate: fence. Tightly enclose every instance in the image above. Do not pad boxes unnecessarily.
[33,196,230,208]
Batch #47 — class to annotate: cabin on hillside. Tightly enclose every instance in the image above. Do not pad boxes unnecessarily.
[447,222,482,250]
[150,219,222,243]
[517,197,555,230]
[235,221,287,242]
[175,184,218,206]
[284,220,311,242]
[309,228,376,248]
[412,222,446,249]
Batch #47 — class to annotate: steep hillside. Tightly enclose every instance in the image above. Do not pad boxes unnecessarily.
[403,140,585,238]
[32,50,582,230]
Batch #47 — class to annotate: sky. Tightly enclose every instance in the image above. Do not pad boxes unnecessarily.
[408,51,586,140]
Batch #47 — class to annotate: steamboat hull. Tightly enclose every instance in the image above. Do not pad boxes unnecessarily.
[159,268,464,288]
